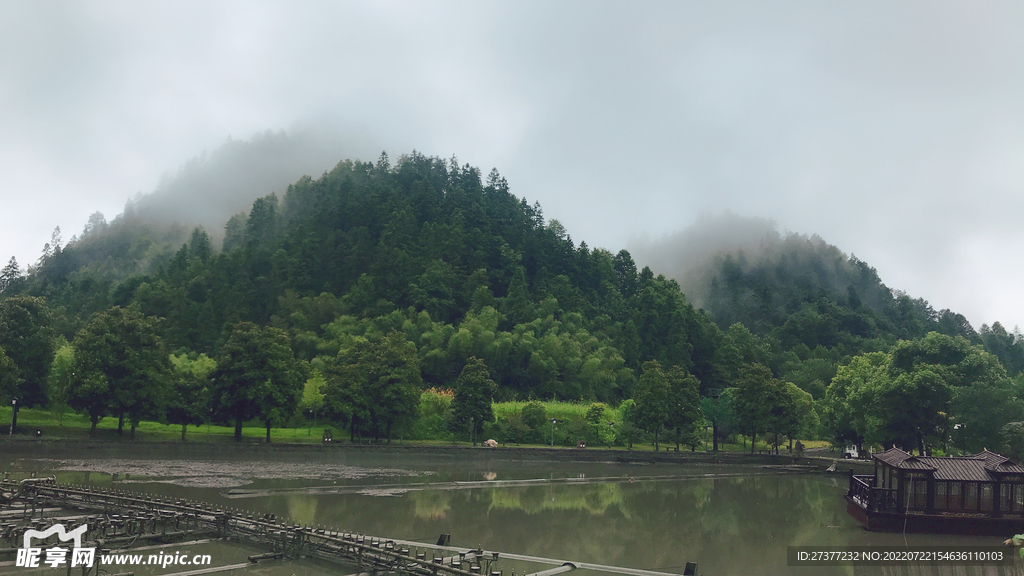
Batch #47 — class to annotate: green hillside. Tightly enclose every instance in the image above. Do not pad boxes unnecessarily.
[2,150,1023,454]
[13,152,716,401]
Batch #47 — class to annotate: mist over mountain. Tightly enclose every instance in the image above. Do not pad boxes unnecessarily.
[628,212,779,310]
[629,212,1008,353]
[132,128,376,247]
[3,2,1023,455]
[9,148,1024,427]
[49,144,1005,364]
[629,213,900,318]
[20,151,724,403]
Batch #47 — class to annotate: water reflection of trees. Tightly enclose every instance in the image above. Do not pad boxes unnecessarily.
[256,475,855,575]
[3,457,869,574]
[486,483,627,516]
[409,490,452,519]
[286,494,318,525]
[618,475,854,576]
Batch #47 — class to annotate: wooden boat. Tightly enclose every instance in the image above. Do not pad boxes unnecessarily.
[846,447,1024,535]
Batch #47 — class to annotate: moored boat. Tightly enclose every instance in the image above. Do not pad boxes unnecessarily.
[846,447,1024,536]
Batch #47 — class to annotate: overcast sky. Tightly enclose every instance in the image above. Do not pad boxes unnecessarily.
[2,0,1022,330]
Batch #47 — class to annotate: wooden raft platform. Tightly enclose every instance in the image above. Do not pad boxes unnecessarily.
[1,476,694,576]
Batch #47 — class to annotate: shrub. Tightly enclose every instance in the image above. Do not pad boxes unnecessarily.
[497,413,531,445]
[615,420,644,449]
[585,403,615,446]
[521,401,547,443]
[421,387,454,418]
[407,388,455,440]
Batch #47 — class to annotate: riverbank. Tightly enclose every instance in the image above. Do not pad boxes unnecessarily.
[0,435,873,474]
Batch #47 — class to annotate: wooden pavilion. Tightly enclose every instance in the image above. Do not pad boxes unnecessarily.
[847,447,1024,535]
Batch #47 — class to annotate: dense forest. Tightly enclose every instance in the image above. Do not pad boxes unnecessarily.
[2,149,1023,455]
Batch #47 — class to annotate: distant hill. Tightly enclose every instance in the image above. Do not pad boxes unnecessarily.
[629,213,1024,377]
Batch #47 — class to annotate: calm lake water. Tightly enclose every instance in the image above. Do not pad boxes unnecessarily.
[0,446,1015,576]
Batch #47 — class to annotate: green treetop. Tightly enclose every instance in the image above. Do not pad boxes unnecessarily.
[211,322,307,442]
[324,330,422,443]
[666,365,703,451]
[633,360,671,451]
[167,352,216,441]
[68,306,171,437]
[0,295,57,432]
[450,356,497,443]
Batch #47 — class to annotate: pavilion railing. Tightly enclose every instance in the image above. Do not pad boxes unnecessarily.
[849,475,874,508]
[871,486,898,511]
[849,474,898,512]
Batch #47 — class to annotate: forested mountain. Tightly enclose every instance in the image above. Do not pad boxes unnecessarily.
[3,150,1023,453]
[631,213,1024,385]
[11,151,718,402]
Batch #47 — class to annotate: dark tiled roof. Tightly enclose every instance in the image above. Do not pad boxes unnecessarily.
[973,449,1024,475]
[917,457,990,482]
[874,447,914,467]
[900,458,937,471]
[873,448,1024,482]
[976,449,1007,466]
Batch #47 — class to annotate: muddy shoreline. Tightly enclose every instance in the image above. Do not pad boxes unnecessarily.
[0,436,873,473]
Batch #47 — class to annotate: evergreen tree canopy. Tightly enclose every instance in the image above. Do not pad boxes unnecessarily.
[68,305,170,437]
[450,356,497,439]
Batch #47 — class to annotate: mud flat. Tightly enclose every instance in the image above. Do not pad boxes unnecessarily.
[0,436,872,474]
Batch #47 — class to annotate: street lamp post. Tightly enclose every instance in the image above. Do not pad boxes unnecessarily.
[550,418,556,447]
[9,398,16,437]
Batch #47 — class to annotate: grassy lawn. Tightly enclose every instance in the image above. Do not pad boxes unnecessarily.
[2,407,332,444]
[1,405,828,454]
